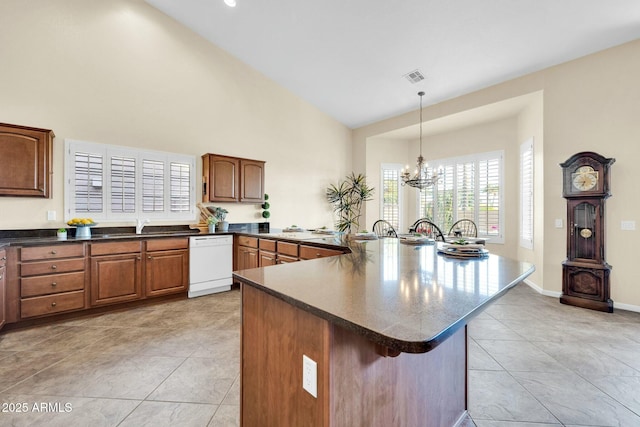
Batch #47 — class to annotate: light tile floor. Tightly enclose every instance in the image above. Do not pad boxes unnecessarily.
[0,284,638,426]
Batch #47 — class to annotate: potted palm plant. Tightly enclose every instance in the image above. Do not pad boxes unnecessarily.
[326,173,374,235]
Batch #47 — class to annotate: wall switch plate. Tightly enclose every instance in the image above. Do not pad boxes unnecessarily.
[621,220,636,231]
[555,218,563,228]
[47,210,56,221]
[302,354,317,398]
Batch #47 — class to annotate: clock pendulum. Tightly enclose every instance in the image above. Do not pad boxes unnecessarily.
[559,152,615,312]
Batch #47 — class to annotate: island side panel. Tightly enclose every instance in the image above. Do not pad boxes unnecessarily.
[241,283,330,427]
[329,324,467,427]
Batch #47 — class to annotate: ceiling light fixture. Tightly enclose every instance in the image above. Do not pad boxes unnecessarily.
[401,91,440,191]
[224,0,237,7]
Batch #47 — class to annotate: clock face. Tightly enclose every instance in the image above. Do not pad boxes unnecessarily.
[580,228,593,239]
[572,166,598,192]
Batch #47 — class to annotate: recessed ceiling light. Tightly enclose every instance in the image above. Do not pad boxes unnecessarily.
[224,0,237,7]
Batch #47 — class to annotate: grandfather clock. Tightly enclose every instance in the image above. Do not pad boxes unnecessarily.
[560,152,615,312]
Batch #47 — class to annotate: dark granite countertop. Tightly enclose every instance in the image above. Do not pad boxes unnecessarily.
[233,238,534,354]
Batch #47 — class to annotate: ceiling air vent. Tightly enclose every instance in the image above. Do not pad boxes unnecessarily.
[403,69,425,84]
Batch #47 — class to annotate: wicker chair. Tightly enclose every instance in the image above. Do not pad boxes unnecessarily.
[372,220,398,238]
[411,220,445,241]
[448,219,478,238]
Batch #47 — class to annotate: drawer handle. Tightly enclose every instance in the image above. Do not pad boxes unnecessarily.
[51,302,57,307]
[316,253,321,257]
[148,255,152,260]
[1,256,6,261]
[51,265,57,270]
[0,275,3,280]
[51,282,57,287]
[51,250,57,255]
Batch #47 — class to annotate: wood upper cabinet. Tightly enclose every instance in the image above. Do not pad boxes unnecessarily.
[202,153,265,203]
[0,122,54,198]
[240,159,265,203]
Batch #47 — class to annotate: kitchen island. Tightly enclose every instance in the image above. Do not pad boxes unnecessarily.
[233,238,534,427]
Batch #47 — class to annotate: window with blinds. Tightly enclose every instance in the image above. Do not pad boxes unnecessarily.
[170,162,191,212]
[74,152,104,213]
[520,138,534,249]
[65,139,195,222]
[143,159,164,212]
[380,164,402,230]
[418,151,504,242]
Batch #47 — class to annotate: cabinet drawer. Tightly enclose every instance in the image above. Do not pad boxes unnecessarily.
[277,241,299,257]
[299,245,345,260]
[146,237,189,251]
[238,236,258,248]
[21,271,85,297]
[91,241,141,256]
[259,239,276,252]
[277,254,299,264]
[21,290,85,319]
[21,258,85,277]
[21,244,85,261]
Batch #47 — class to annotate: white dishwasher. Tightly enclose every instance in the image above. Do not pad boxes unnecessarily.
[189,235,233,298]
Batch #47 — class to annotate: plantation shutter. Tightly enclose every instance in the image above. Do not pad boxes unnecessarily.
[142,159,165,212]
[456,161,475,222]
[110,155,136,213]
[170,162,191,212]
[74,152,103,213]
[520,139,534,248]
[478,156,501,237]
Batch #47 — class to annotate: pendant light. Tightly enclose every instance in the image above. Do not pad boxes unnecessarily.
[401,91,439,191]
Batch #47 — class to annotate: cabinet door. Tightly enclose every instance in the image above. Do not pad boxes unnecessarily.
[203,154,239,202]
[240,159,265,203]
[91,253,142,306]
[259,250,277,267]
[146,249,189,297]
[0,123,54,198]
[238,246,259,270]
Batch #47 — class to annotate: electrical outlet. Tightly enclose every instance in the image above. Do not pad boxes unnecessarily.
[302,354,317,398]
[621,220,636,231]
[47,210,56,221]
[554,218,563,228]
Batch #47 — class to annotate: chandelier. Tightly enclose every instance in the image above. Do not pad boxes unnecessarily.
[401,91,439,190]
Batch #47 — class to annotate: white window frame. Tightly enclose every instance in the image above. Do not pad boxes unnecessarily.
[519,138,534,249]
[416,150,504,243]
[64,139,196,222]
[380,163,404,231]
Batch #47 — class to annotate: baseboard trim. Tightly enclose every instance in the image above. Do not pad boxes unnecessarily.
[521,279,640,313]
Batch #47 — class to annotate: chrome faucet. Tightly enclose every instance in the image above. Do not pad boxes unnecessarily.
[136,218,151,234]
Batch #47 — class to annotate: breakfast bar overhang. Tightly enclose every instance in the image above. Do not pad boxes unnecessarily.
[233,238,535,427]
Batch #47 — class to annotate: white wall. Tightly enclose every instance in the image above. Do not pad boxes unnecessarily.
[0,0,352,230]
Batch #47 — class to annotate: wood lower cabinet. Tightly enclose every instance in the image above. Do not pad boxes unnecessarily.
[258,239,277,267]
[237,236,259,270]
[90,241,143,306]
[0,249,6,329]
[19,243,87,319]
[145,238,189,297]
[0,122,54,198]
[91,238,189,305]
[299,245,345,260]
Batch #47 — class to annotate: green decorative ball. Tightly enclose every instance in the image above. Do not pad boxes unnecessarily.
[262,210,271,218]
[262,202,270,210]
[264,194,269,200]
